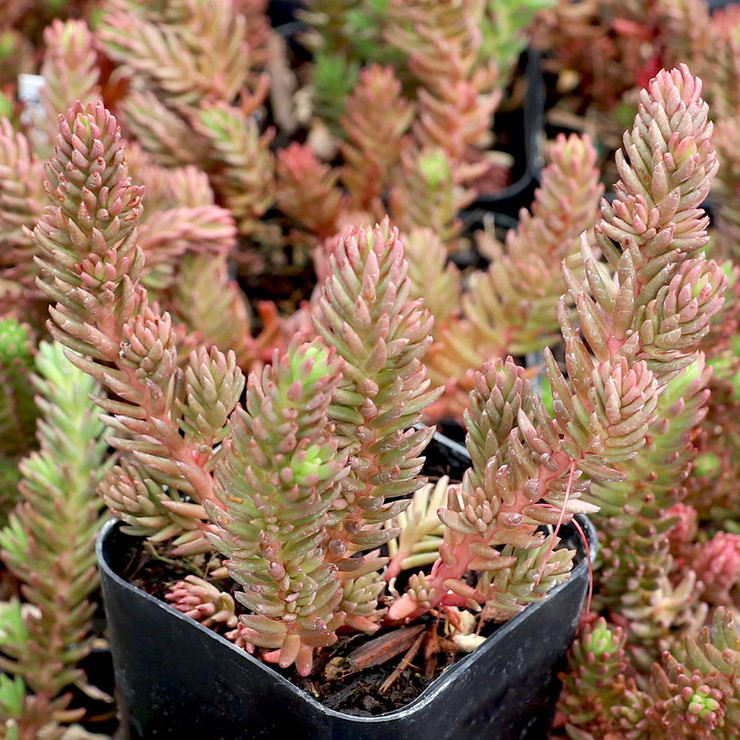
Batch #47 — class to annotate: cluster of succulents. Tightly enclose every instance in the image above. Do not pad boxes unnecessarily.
[0,0,737,738]
[32,95,610,674]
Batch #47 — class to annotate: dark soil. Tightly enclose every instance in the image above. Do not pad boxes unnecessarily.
[290,628,458,716]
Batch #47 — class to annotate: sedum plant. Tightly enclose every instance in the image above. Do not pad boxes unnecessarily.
[277,0,555,254]
[31,100,588,677]
[85,0,536,278]
[0,340,110,738]
[300,0,552,142]
[282,125,603,385]
[0,120,46,329]
[559,608,740,738]
[32,63,725,691]
[531,0,716,183]
[95,0,275,238]
[34,17,102,160]
[568,62,724,653]
[553,60,739,740]
[275,77,472,251]
[688,34,740,539]
[207,340,350,673]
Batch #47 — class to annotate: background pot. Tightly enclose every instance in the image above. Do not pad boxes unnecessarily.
[97,432,596,740]
[469,50,546,218]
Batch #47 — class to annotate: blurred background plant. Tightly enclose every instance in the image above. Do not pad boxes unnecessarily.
[0,337,111,739]
[0,0,578,426]
[0,321,38,530]
[530,0,733,185]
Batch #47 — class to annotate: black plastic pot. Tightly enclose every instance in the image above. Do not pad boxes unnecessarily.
[267,0,303,28]
[97,432,596,740]
[470,50,546,218]
[706,0,738,10]
[72,645,118,735]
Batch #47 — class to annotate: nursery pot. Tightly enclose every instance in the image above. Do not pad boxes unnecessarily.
[470,50,546,218]
[97,432,597,740]
[267,0,303,28]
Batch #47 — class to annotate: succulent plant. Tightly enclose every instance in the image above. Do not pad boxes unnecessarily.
[560,608,740,739]
[30,58,725,689]
[28,99,581,677]
[96,0,275,237]
[551,58,739,740]
[0,340,110,736]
